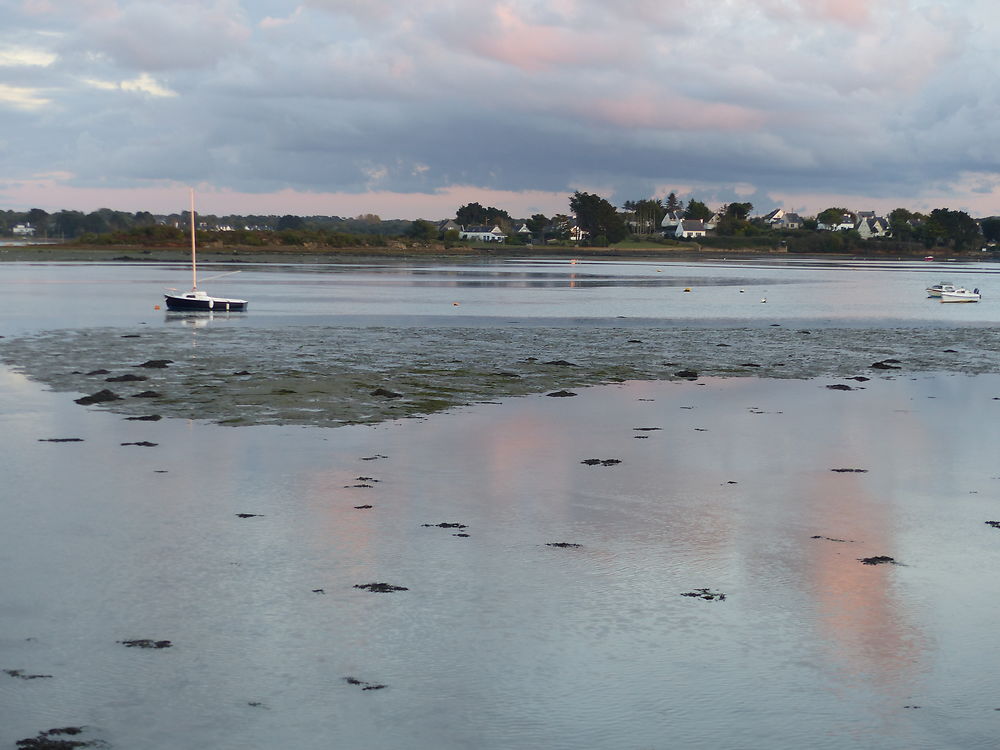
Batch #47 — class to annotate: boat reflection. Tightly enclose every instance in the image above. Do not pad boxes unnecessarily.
[165,310,242,327]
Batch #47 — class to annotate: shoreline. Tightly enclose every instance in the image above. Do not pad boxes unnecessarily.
[0,242,982,264]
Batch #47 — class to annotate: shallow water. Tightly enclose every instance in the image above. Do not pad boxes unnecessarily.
[3,373,1000,749]
[2,260,1000,749]
[2,256,1000,334]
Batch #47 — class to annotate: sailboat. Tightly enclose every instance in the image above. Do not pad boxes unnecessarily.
[164,190,247,311]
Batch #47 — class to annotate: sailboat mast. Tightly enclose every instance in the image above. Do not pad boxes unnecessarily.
[189,188,198,290]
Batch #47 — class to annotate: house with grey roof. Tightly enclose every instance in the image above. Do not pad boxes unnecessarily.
[675,219,707,238]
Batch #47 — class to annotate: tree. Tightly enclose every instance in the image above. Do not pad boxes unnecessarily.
[406,219,438,241]
[980,216,1000,243]
[714,202,754,236]
[82,211,110,234]
[548,214,573,241]
[625,198,665,235]
[924,208,981,250]
[569,191,628,244]
[133,211,157,227]
[725,202,753,221]
[817,207,850,227]
[456,202,486,226]
[888,208,915,239]
[51,210,87,239]
[455,202,510,228]
[526,213,549,235]
[276,214,304,231]
[26,208,50,236]
[684,199,713,221]
[664,192,682,212]
[355,213,381,224]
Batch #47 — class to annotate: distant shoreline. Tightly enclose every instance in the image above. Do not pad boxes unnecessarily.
[0,241,985,264]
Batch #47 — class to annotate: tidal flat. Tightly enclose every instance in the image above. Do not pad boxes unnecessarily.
[3,324,999,427]
[3,259,1000,749]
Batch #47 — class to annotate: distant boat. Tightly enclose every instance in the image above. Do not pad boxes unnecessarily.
[164,190,247,312]
[926,282,957,297]
[940,287,981,303]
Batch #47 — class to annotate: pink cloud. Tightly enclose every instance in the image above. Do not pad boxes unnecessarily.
[22,0,120,20]
[471,4,614,72]
[0,177,571,220]
[818,0,870,25]
[588,91,765,131]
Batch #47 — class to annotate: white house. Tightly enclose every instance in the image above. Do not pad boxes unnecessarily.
[675,219,707,239]
[12,223,35,236]
[818,213,857,231]
[856,217,891,238]
[776,212,803,229]
[459,224,506,243]
[660,210,684,233]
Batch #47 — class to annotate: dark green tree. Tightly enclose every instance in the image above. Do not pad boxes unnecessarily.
[725,202,753,221]
[51,210,87,238]
[569,191,628,244]
[406,219,438,241]
[26,208,50,236]
[526,213,549,235]
[626,198,665,234]
[683,200,713,221]
[888,208,915,239]
[664,192,682,212]
[82,211,110,234]
[456,202,486,226]
[817,207,851,226]
[924,208,981,250]
[276,214,304,231]
[980,216,1000,243]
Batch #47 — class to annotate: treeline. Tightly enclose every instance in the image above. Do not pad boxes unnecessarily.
[6,194,999,255]
[0,207,413,245]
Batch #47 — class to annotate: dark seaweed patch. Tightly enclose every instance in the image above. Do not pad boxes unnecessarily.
[74,389,120,405]
[858,556,897,565]
[681,589,726,601]
[354,582,408,592]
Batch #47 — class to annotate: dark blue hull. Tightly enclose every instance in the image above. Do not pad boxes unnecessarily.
[164,294,247,311]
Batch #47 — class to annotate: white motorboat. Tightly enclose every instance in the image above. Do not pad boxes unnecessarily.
[164,190,247,312]
[926,282,957,297]
[940,287,981,303]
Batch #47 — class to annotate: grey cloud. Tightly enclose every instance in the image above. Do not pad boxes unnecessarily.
[5,0,1000,214]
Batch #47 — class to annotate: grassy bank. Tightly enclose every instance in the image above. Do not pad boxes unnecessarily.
[0,240,986,264]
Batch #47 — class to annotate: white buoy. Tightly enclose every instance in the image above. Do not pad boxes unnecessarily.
[761,297,767,303]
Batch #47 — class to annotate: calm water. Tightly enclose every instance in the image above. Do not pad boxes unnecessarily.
[2,256,1000,334]
[2,259,1000,750]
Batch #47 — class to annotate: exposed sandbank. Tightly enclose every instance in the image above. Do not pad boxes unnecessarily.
[2,324,995,428]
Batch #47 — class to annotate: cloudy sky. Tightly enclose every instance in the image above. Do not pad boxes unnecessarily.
[2,0,1000,220]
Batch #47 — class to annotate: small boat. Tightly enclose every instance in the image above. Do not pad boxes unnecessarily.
[164,190,247,312]
[926,282,957,297]
[940,287,981,303]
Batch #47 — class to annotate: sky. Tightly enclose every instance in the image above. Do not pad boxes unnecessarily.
[2,0,1000,221]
